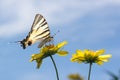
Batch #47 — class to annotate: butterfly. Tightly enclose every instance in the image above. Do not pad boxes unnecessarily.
[19,14,53,49]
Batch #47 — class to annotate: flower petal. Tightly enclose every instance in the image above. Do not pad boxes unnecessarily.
[95,49,105,56]
[98,54,112,59]
[56,41,67,49]
[96,61,104,65]
[40,47,49,53]
[36,60,42,69]
[30,53,44,62]
[57,50,68,56]
[97,54,112,62]
[76,50,84,56]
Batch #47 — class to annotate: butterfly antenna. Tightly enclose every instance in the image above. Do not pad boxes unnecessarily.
[8,41,21,44]
[53,30,60,37]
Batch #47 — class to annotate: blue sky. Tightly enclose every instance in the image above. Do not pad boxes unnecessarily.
[0,0,120,80]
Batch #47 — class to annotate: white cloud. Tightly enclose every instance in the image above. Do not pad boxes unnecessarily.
[0,0,120,38]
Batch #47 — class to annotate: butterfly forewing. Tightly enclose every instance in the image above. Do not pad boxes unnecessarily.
[31,14,43,29]
[20,14,52,49]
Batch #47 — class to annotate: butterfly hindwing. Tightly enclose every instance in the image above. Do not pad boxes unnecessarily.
[38,36,53,48]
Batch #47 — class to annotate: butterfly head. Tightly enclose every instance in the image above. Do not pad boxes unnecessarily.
[20,39,32,49]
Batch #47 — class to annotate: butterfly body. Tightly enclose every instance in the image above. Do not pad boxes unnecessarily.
[20,14,53,49]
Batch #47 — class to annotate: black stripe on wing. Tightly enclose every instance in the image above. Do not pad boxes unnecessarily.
[35,29,50,38]
[35,32,51,41]
[36,20,48,32]
[31,14,43,29]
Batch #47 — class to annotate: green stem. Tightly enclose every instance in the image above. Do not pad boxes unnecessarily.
[49,54,59,80]
[88,62,92,80]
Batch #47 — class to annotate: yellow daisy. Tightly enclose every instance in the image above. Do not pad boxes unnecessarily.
[30,41,68,68]
[71,49,112,65]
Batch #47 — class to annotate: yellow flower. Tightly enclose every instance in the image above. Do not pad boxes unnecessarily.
[30,41,68,68]
[71,49,112,65]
